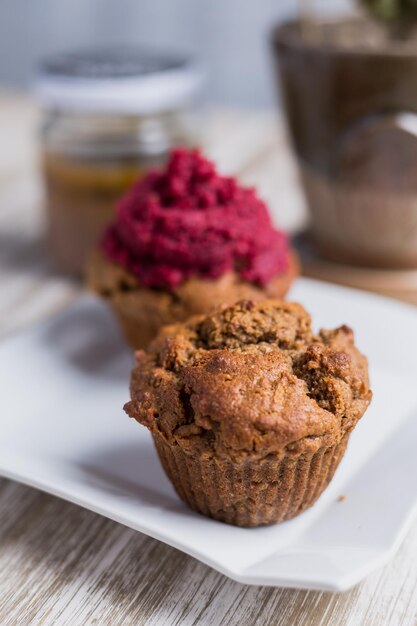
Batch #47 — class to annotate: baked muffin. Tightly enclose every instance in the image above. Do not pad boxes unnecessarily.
[88,149,298,349]
[125,299,372,527]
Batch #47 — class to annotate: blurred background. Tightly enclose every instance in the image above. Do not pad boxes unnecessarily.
[1,0,417,342]
[0,0,350,106]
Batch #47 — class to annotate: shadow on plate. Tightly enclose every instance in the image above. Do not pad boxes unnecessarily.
[77,438,190,517]
[41,298,133,381]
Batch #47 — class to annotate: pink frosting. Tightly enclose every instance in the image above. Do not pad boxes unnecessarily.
[101,148,290,290]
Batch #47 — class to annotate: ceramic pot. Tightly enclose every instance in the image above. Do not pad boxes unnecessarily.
[272,19,417,269]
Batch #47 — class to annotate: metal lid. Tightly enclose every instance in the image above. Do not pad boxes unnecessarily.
[36,48,203,114]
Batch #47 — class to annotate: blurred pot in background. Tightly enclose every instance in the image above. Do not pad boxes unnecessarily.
[272,6,417,269]
[37,49,202,275]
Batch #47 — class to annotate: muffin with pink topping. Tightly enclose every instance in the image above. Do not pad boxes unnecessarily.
[88,149,298,349]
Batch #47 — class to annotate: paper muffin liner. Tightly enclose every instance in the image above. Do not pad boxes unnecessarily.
[153,433,349,527]
[109,298,156,351]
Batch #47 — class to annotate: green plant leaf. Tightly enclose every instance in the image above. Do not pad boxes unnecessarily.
[361,0,417,24]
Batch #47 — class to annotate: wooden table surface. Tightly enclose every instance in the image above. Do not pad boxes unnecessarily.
[0,94,416,626]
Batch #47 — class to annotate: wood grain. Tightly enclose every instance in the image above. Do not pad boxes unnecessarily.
[1,479,416,626]
[0,94,416,625]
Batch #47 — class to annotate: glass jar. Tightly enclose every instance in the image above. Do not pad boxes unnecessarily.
[37,49,202,275]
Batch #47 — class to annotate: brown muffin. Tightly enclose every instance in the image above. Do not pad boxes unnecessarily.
[125,299,372,527]
[88,249,299,350]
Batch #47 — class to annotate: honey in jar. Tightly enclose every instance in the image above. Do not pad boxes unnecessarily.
[37,49,202,274]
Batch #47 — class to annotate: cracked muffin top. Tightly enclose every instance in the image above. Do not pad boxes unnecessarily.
[124,300,372,460]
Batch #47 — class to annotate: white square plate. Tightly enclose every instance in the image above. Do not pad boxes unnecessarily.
[1,278,417,591]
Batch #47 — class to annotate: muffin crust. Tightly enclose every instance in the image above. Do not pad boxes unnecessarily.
[125,299,371,460]
[88,250,299,349]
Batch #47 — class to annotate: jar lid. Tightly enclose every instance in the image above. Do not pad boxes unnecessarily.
[36,48,203,114]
